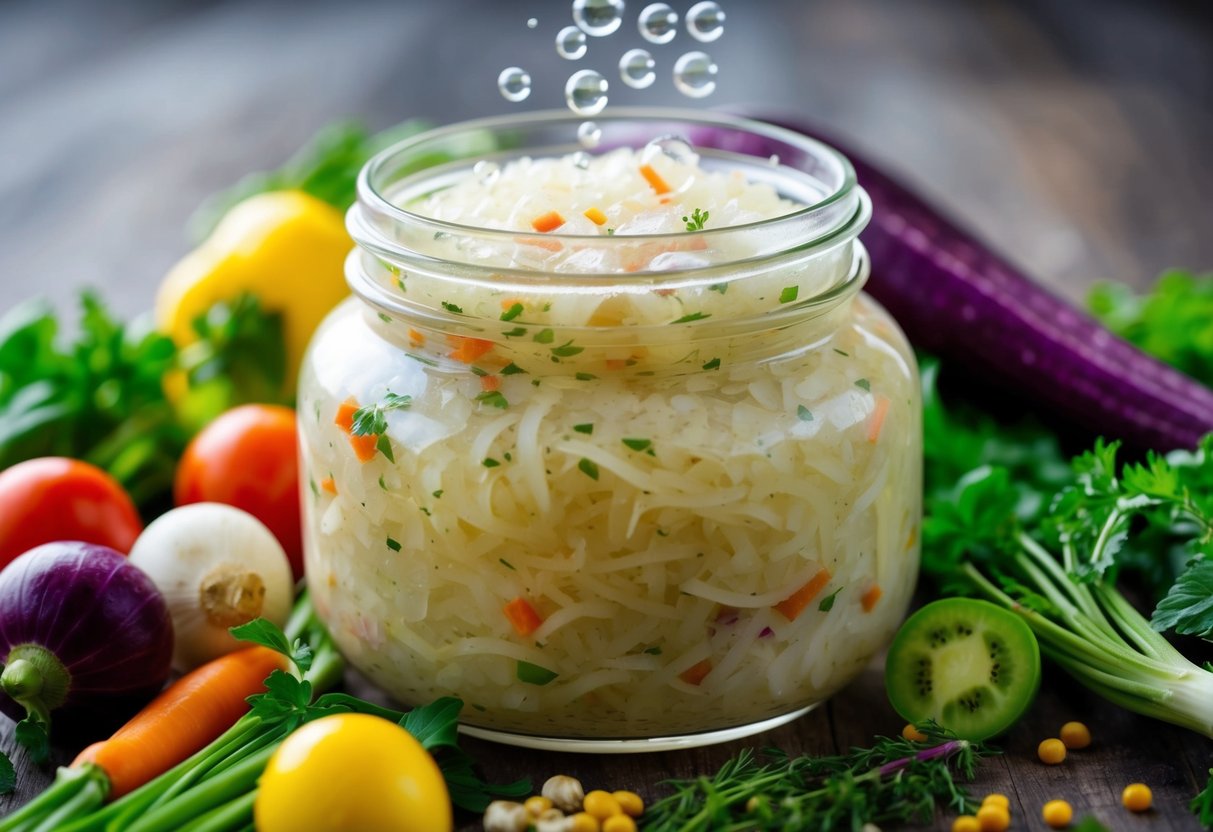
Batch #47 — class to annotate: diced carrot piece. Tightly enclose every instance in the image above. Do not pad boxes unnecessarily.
[531,211,566,233]
[348,434,378,463]
[583,207,607,226]
[639,164,671,195]
[773,568,832,622]
[503,597,543,636]
[867,395,891,443]
[658,196,672,205]
[448,336,495,363]
[480,375,501,392]
[861,585,883,612]
[320,477,338,495]
[517,235,564,252]
[654,288,677,297]
[679,659,712,686]
[334,399,359,434]
[605,358,628,370]
[407,328,426,347]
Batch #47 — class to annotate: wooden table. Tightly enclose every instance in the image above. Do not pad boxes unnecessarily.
[2,0,1213,829]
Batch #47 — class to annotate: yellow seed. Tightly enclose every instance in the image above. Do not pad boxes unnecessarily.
[976,804,1011,832]
[569,813,601,832]
[525,796,554,816]
[1037,738,1067,765]
[981,794,1010,810]
[602,816,637,832]
[611,791,644,818]
[1059,721,1091,750]
[951,815,981,832]
[1122,783,1153,812]
[902,723,928,743]
[1042,799,1073,828]
[584,790,623,820]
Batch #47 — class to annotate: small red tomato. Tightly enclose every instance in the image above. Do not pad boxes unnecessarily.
[0,458,142,568]
[175,405,302,578]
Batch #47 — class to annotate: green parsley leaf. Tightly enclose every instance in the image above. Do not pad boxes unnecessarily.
[441,301,463,314]
[432,489,444,498]
[500,362,527,375]
[682,208,710,231]
[818,587,842,612]
[797,405,814,422]
[708,283,729,294]
[575,372,597,381]
[672,312,711,324]
[578,458,600,480]
[386,537,402,552]
[573,423,594,434]
[500,302,524,322]
[401,696,462,751]
[855,378,871,392]
[551,342,584,357]
[534,329,555,344]
[0,749,14,794]
[349,393,413,436]
[230,618,314,672]
[516,661,558,685]
[779,286,799,304]
[483,458,501,468]
[475,391,509,409]
[1152,557,1213,639]
[643,646,663,655]
[702,357,721,370]
[499,558,516,570]
[622,438,652,452]
[502,327,527,338]
[376,434,395,463]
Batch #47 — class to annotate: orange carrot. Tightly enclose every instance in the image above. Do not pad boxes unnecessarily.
[772,568,832,622]
[448,336,495,363]
[517,235,564,252]
[73,647,285,799]
[862,585,884,612]
[605,358,628,371]
[320,477,338,495]
[503,597,543,636]
[639,164,671,194]
[407,328,426,347]
[480,375,501,392]
[333,399,380,462]
[679,659,712,686]
[867,395,891,443]
[531,211,566,233]
[333,399,358,433]
[583,207,607,226]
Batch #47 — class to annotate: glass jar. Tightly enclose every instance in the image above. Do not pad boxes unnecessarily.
[299,110,921,751]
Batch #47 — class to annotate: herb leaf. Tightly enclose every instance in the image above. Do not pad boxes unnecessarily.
[683,208,710,231]
[516,661,558,685]
[672,312,711,324]
[350,393,412,436]
[1152,556,1213,640]
[0,749,13,794]
[578,458,600,480]
[779,286,799,304]
[401,697,462,751]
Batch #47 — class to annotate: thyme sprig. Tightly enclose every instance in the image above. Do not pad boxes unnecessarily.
[642,724,992,832]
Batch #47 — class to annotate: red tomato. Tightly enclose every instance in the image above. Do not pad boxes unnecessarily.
[0,458,142,568]
[175,404,303,578]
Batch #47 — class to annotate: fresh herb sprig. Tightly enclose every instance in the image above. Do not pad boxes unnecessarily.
[349,393,413,436]
[643,724,991,831]
[682,208,710,232]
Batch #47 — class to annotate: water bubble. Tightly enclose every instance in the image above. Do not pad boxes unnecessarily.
[473,160,499,185]
[619,48,656,89]
[556,25,588,60]
[673,51,717,98]
[571,151,592,170]
[497,66,532,102]
[564,69,609,115]
[642,134,699,167]
[638,3,679,44]
[768,154,780,166]
[527,17,538,28]
[686,1,725,42]
[577,120,603,148]
[572,0,625,37]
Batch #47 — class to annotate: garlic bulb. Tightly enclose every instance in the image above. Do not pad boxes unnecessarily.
[129,503,293,670]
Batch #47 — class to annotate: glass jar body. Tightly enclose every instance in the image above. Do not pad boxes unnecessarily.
[299,289,921,746]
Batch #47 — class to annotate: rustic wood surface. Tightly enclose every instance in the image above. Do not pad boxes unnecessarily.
[1,0,1212,829]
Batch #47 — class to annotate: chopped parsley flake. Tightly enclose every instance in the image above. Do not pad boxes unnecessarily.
[500,302,524,321]
[702,357,721,370]
[551,342,584,357]
[375,434,395,463]
[432,489,444,498]
[386,537,402,552]
[833,348,849,356]
[378,475,388,491]
[376,312,392,324]
[682,207,710,231]
[575,372,597,381]
[855,378,871,392]
[516,661,558,686]
[503,452,512,461]
[482,457,500,468]
[500,362,527,375]
[779,286,799,304]
[469,366,489,377]
[622,438,652,452]
[573,423,594,435]
[819,586,843,612]
[643,646,663,655]
[502,327,527,338]
[797,405,814,422]
[499,558,516,570]
[708,283,728,294]
[578,458,600,480]
[534,328,555,344]
[350,393,413,436]
[672,311,711,324]
[475,391,509,409]
[441,301,463,314]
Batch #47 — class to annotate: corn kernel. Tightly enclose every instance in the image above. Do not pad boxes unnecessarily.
[976,803,1011,832]
[612,791,644,818]
[902,723,928,743]
[525,796,554,816]
[1037,738,1067,765]
[584,207,608,226]
[1122,783,1152,813]
[584,790,622,820]
[602,816,637,832]
[1042,799,1072,828]
[951,815,980,832]
[1059,721,1091,750]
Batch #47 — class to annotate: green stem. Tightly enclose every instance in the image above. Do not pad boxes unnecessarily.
[197,725,288,782]
[176,791,256,832]
[0,766,99,832]
[28,778,105,832]
[1019,535,1118,638]
[123,745,276,832]
[1093,582,1188,664]
[142,717,267,810]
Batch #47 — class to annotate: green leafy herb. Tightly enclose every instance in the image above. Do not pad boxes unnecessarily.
[709,283,729,294]
[702,358,721,370]
[672,312,711,324]
[230,617,313,673]
[551,342,584,357]
[432,489,444,498]
[349,393,412,436]
[502,327,527,338]
[500,362,527,375]
[386,537,402,552]
[682,208,710,231]
[440,301,463,314]
[643,646,663,655]
[1152,554,1213,639]
[401,697,462,752]
[573,423,594,435]
[475,391,509,409]
[376,434,395,463]
[779,286,799,304]
[516,661,558,686]
[797,405,813,422]
[14,718,48,764]
[500,303,524,322]
[575,372,597,381]
[499,558,516,570]
[854,378,871,392]
[818,587,842,612]
[578,458,600,480]
[534,329,555,344]
[622,438,652,452]
[1192,770,1213,827]
[0,749,13,794]
[483,458,501,468]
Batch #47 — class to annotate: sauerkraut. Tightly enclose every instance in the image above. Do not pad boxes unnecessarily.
[300,146,921,740]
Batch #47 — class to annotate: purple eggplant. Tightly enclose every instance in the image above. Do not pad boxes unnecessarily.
[0,542,173,750]
[699,112,1213,452]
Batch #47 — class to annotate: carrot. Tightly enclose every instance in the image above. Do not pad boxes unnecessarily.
[679,659,712,686]
[867,395,891,443]
[320,477,338,495]
[583,207,607,226]
[639,164,671,194]
[333,399,380,462]
[333,398,358,433]
[531,210,565,233]
[503,597,543,636]
[517,235,564,252]
[773,568,832,622]
[407,328,426,347]
[861,584,884,612]
[448,335,495,363]
[480,375,501,392]
[73,647,285,799]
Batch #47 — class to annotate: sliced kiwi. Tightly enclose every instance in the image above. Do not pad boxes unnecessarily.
[885,598,1041,741]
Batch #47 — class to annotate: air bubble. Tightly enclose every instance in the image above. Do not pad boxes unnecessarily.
[556,25,588,60]
[571,151,592,170]
[642,134,699,167]
[473,160,499,185]
[577,120,603,148]
[686,1,725,42]
[638,3,679,44]
[497,67,532,102]
[527,17,538,29]
[673,51,717,98]
[564,69,609,115]
[572,0,625,37]
[619,48,656,89]
[768,154,780,166]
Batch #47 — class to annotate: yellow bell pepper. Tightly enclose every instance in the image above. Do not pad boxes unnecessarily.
[155,190,351,395]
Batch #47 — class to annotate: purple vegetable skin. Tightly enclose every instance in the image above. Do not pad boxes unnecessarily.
[700,113,1213,452]
[0,541,173,743]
